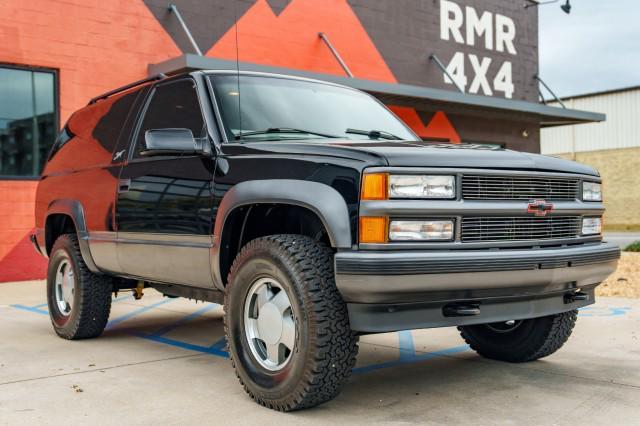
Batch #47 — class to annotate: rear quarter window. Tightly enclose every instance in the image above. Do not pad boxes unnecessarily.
[45,88,140,173]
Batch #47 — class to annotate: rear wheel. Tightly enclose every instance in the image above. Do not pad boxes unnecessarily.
[47,234,113,339]
[458,310,578,363]
[224,234,358,411]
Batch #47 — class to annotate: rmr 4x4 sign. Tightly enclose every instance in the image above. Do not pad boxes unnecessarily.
[440,0,516,98]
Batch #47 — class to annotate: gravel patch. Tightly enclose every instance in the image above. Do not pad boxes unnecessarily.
[597,253,640,298]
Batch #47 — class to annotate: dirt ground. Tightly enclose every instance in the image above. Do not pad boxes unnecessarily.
[597,252,640,298]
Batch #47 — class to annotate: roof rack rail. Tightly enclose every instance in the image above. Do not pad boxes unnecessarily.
[88,73,167,105]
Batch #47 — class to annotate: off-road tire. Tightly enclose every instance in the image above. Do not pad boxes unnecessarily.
[458,310,578,363]
[47,233,113,339]
[224,234,358,411]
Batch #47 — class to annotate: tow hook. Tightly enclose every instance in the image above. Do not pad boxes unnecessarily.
[443,303,481,317]
[564,291,589,304]
[134,281,145,300]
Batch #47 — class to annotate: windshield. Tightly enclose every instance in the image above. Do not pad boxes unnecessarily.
[209,74,419,142]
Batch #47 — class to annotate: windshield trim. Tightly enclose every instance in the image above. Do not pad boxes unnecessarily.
[208,73,420,144]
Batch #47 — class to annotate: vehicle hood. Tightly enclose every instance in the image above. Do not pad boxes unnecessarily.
[331,141,598,175]
[232,140,599,176]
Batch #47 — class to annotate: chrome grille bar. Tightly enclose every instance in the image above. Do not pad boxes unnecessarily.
[462,175,579,200]
[461,216,582,242]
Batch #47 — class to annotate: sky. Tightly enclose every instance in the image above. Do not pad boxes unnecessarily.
[539,0,640,98]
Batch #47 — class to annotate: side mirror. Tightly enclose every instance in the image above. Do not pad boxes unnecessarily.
[141,128,211,157]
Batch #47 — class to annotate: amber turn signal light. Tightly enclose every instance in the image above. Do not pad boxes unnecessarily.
[361,173,388,200]
[359,216,388,243]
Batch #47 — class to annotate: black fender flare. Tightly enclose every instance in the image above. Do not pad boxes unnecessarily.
[211,179,352,288]
[46,200,101,274]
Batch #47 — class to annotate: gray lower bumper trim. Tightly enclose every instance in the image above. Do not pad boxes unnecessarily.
[334,242,619,304]
[348,287,594,333]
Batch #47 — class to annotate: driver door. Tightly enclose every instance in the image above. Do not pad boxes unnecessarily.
[115,78,215,287]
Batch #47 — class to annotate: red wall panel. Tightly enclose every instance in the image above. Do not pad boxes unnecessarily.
[0,0,181,281]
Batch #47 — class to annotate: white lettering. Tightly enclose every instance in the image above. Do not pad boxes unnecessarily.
[495,14,517,55]
[468,54,493,96]
[465,6,493,50]
[444,52,467,90]
[493,61,514,98]
[440,0,465,44]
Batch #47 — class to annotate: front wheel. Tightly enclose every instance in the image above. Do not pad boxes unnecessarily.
[458,310,578,363]
[224,235,358,411]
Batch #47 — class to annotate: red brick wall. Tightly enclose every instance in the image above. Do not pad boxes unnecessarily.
[0,181,45,281]
[0,0,181,281]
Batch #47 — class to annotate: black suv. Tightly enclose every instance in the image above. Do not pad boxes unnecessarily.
[33,71,620,411]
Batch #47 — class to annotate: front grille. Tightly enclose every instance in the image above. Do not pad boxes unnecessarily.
[462,175,579,200]
[461,216,581,242]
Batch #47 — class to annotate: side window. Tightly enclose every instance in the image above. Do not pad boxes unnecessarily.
[92,89,140,153]
[134,79,205,156]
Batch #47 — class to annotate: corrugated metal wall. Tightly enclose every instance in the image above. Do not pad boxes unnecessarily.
[541,87,640,154]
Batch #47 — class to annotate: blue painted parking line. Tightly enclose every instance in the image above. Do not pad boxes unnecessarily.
[133,305,228,357]
[578,306,632,317]
[10,295,137,317]
[398,330,416,360]
[106,299,174,330]
[133,333,228,358]
[10,304,49,316]
[149,303,218,337]
[208,336,227,351]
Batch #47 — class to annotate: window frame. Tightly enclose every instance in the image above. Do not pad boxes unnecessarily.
[127,77,208,163]
[0,63,60,180]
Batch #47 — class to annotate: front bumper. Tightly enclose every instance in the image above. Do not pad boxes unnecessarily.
[335,242,620,332]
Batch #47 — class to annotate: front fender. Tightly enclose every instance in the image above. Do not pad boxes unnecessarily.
[212,179,352,287]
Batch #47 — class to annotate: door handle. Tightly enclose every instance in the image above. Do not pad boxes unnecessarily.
[118,179,131,193]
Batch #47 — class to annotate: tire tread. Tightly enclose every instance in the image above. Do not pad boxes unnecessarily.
[458,310,578,363]
[49,234,112,340]
[224,234,358,411]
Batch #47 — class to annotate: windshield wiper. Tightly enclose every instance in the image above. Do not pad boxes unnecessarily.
[235,127,340,140]
[345,128,402,140]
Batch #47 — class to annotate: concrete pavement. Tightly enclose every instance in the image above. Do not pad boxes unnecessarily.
[1,280,639,425]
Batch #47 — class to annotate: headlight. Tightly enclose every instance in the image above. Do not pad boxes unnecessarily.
[582,217,602,235]
[583,181,602,201]
[389,220,454,241]
[389,175,455,199]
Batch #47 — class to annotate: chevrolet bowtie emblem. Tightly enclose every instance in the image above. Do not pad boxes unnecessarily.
[527,199,554,217]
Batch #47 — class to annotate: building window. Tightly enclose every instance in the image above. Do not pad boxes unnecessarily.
[0,65,58,177]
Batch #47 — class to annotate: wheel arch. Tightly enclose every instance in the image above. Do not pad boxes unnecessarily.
[45,200,101,274]
[212,180,352,288]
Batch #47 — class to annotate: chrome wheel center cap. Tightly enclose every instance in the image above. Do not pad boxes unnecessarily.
[244,277,296,371]
[257,302,283,345]
[54,259,74,316]
[62,274,73,300]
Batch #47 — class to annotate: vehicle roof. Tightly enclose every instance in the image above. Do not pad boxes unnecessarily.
[197,70,354,91]
[88,69,363,107]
